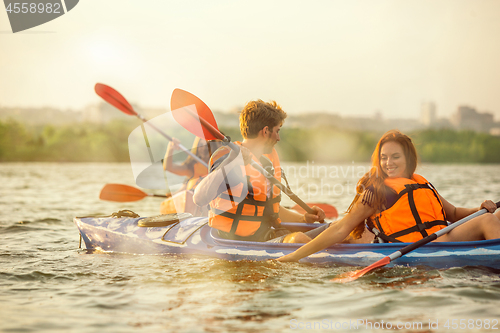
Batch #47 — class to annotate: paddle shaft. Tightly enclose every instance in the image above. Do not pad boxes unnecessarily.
[388,201,500,261]
[190,107,316,215]
[134,113,208,167]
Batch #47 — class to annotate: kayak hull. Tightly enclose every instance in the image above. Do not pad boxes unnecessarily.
[74,216,500,268]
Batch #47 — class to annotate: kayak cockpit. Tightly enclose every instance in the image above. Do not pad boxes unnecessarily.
[160,217,208,244]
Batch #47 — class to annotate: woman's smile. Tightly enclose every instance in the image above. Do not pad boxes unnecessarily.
[380,141,408,178]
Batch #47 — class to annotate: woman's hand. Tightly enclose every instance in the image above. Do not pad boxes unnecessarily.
[276,253,298,262]
[165,138,181,160]
[480,200,497,213]
[168,138,181,151]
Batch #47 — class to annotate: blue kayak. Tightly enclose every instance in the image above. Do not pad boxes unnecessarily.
[74,214,500,268]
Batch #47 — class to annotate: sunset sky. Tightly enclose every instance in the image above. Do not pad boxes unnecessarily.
[1,0,500,119]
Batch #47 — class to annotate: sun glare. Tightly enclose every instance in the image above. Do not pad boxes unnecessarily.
[88,42,119,62]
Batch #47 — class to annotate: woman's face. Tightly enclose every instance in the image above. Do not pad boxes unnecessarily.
[197,140,210,160]
[380,141,408,179]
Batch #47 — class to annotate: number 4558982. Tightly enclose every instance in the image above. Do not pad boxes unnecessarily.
[6,3,62,14]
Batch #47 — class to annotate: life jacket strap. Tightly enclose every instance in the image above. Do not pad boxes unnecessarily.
[407,187,428,237]
[386,220,448,240]
[213,157,282,237]
[399,183,444,238]
[220,160,237,207]
[365,220,392,243]
[212,172,264,236]
[396,183,430,201]
[369,216,447,243]
[369,216,402,243]
[229,198,245,235]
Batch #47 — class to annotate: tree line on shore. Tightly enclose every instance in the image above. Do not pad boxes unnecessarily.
[2,119,500,163]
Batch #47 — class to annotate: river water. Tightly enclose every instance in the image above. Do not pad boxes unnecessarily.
[1,162,500,333]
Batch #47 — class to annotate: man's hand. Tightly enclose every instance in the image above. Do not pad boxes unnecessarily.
[303,206,326,223]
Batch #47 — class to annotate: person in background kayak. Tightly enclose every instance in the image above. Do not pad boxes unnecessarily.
[278,130,500,261]
[193,100,325,243]
[163,137,211,193]
[162,138,222,216]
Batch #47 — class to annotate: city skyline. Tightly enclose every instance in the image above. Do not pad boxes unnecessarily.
[1,1,500,120]
[3,100,497,134]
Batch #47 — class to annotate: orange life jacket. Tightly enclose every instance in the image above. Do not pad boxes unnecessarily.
[369,174,448,243]
[208,142,282,237]
[186,162,208,190]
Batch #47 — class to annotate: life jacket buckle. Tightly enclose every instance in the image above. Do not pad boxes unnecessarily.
[416,223,426,231]
[405,184,419,191]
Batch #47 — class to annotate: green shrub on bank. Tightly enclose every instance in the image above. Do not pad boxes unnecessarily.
[1,120,500,163]
[411,129,500,163]
[0,120,133,162]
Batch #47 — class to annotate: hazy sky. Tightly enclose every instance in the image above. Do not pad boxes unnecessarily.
[1,0,500,119]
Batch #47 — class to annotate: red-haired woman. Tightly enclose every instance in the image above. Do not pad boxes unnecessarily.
[278,130,500,262]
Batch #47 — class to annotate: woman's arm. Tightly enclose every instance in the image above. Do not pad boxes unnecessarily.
[440,195,497,223]
[163,139,194,177]
[277,201,375,262]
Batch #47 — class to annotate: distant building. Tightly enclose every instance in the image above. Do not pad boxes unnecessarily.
[490,127,500,136]
[421,101,437,126]
[452,105,494,132]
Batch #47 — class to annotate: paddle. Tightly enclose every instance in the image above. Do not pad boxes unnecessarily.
[169,89,321,218]
[332,201,500,283]
[99,183,169,202]
[94,83,207,167]
[100,183,340,219]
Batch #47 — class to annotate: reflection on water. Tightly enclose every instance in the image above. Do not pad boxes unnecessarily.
[1,162,500,332]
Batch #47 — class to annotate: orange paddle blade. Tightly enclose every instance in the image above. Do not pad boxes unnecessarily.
[170,89,221,141]
[95,83,137,116]
[331,256,391,283]
[99,184,149,202]
[292,203,338,219]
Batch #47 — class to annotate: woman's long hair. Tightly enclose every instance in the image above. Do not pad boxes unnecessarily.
[347,130,418,238]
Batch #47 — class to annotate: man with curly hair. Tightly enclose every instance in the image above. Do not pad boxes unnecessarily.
[194,100,325,243]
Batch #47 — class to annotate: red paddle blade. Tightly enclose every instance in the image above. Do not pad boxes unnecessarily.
[292,203,339,219]
[331,256,391,283]
[95,83,137,116]
[99,184,148,202]
[170,89,221,141]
